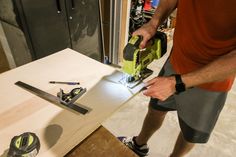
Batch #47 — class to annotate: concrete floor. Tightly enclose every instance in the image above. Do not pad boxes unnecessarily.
[103,43,236,157]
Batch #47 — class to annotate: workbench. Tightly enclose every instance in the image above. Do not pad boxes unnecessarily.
[0,49,141,157]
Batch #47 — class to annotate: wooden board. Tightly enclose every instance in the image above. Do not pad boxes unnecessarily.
[119,0,130,62]
[66,126,138,157]
[0,49,143,157]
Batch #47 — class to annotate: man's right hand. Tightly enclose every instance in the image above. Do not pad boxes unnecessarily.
[132,21,158,49]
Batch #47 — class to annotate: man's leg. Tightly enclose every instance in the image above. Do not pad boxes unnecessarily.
[118,96,175,156]
[170,132,195,157]
[135,106,168,145]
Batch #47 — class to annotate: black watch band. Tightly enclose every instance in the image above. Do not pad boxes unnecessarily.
[173,74,186,94]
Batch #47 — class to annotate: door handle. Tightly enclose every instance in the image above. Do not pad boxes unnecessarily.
[56,0,62,13]
[71,0,75,9]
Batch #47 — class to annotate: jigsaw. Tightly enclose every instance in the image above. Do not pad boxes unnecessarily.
[121,31,167,88]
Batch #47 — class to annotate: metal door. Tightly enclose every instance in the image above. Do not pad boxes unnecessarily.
[16,0,71,59]
[65,0,104,62]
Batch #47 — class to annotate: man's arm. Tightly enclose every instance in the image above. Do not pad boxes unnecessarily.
[182,49,236,88]
[150,0,178,28]
[133,0,178,48]
[143,49,236,101]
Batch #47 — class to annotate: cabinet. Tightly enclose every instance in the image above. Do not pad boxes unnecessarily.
[0,0,103,64]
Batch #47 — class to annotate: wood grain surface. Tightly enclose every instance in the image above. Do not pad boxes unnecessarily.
[66,126,138,157]
[0,49,143,157]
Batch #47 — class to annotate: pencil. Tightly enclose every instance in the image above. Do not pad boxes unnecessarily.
[49,81,80,85]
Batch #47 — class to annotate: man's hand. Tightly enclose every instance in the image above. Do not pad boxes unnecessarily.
[133,21,158,49]
[143,76,176,101]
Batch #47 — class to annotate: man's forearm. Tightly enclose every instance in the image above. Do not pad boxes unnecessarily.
[182,49,236,88]
[132,0,178,48]
[149,0,178,28]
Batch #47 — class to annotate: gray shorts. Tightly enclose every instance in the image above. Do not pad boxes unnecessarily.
[149,59,227,143]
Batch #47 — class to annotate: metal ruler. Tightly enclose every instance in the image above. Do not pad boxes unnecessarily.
[15,81,89,115]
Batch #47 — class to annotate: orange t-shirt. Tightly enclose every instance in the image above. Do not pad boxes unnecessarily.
[170,0,236,92]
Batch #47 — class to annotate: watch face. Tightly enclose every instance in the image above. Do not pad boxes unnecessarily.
[176,83,185,94]
[174,74,186,94]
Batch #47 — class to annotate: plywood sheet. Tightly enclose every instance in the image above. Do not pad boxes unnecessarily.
[0,49,143,157]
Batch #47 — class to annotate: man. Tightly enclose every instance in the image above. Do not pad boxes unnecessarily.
[119,0,236,156]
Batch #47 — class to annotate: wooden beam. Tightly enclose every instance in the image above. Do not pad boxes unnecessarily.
[66,126,138,157]
[119,0,130,63]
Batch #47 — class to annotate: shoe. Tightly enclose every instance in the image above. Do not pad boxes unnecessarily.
[118,136,149,157]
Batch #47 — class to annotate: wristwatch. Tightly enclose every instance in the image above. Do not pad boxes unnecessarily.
[173,74,186,94]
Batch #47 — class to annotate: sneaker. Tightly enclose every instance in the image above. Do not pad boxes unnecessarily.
[118,136,149,157]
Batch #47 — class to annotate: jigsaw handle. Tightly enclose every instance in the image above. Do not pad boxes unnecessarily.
[154,31,167,57]
[130,35,143,48]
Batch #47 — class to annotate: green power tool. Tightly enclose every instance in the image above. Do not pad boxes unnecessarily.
[121,31,167,88]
